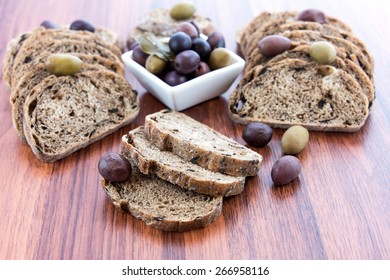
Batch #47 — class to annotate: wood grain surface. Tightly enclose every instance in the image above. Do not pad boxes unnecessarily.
[1,0,389,260]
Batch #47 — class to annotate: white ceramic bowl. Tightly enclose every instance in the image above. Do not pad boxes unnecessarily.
[121,49,245,111]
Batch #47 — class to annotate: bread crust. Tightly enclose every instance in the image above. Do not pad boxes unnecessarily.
[122,128,246,197]
[144,109,262,177]
[101,164,223,232]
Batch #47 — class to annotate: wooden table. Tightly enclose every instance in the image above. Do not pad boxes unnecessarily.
[1,0,389,260]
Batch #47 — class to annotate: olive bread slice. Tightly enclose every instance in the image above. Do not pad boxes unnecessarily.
[144,109,262,177]
[244,20,373,69]
[10,55,124,142]
[3,26,123,87]
[23,68,139,162]
[245,29,373,81]
[122,127,246,197]
[11,38,122,88]
[244,44,374,108]
[241,11,353,57]
[2,31,32,88]
[102,160,223,232]
[229,59,369,132]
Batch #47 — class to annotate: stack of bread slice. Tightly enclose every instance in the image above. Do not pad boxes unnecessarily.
[3,24,140,162]
[102,109,263,231]
[229,10,374,132]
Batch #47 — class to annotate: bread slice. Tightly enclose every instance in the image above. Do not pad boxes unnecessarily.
[238,11,296,56]
[2,31,32,88]
[245,21,373,68]
[245,29,373,82]
[3,26,123,87]
[11,38,122,88]
[144,110,262,177]
[126,8,215,50]
[241,11,353,57]
[122,127,246,197]
[244,45,374,108]
[23,69,139,162]
[10,55,124,142]
[94,27,125,52]
[102,161,223,232]
[229,59,369,132]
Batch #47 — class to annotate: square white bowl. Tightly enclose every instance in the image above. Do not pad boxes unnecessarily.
[121,49,245,111]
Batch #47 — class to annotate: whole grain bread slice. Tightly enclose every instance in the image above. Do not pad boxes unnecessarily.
[144,110,262,177]
[238,11,296,56]
[245,29,374,82]
[241,11,353,57]
[244,45,374,108]
[102,161,223,232]
[23,69,139,162]
[245,21,374,68]
[3,26,123,87]
[2,32,32,88]
[229,59,369,132]
[11,38,122,88]
[122,127,246,197]
[126,8,215,49]
[10,55,125,142]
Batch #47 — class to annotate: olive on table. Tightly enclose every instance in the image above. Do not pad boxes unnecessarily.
[242,122,273,147]
[271,155,302,186]
[281,125,309,155]
[98,152,132,183]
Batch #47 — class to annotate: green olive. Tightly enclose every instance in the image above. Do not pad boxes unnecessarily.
[309,41,337,64]
[145,55,167,74]
[45,53,83,76]
[281,125,309,155]
[170,2,196,20]
[208,48,231,70]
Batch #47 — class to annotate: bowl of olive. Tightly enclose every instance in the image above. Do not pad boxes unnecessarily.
[121,25,245,111]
